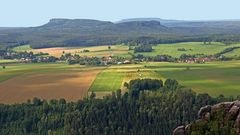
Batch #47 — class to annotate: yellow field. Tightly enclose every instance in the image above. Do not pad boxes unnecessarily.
[31,45,130,57]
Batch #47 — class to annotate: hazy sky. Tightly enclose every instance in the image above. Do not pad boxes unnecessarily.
[1,0,239,27]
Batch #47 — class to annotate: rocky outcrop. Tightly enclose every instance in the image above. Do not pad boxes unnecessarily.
[198,105,211,119]
[173,100,240,135]
[173,126,185,135]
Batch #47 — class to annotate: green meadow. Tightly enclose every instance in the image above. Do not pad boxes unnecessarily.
[90,61,240,97]
[224,48,240,57]
[144,61,240,97]
[0,59,17,64]
[132,42,240,58]
[12,45,32,52]
[89,68,125,92]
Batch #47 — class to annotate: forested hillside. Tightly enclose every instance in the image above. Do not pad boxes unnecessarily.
[1,18,240,49]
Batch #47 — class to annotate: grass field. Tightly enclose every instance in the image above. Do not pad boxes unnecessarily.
[143,61,240,97]
[90,61,240,97]
[224,48,240,57]
[133,42,240,58]
[12,45,32,52]
[90,64,165,92]
[89,68,125,92]
[0,63,103,104]
[0,59,18,64]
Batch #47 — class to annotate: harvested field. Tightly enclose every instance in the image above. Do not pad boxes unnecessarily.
[30,45,130,57]
[0,69,101,104]
[32,47,80,57]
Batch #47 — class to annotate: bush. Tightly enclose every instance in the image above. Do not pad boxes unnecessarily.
[134,45,153,53]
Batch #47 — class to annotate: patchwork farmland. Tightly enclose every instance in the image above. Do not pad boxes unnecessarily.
[1,42,240,104]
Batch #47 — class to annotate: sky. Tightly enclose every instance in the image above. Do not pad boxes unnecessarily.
[0,0,239,27]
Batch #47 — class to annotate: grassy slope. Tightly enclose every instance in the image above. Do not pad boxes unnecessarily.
[12,45,32,52]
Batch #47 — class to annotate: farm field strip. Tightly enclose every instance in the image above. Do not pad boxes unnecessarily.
[0,59,18,64]
[13,45,130,57]
[90,64,165,92]
[89,68,125,92]
[0,63,104,104]
[133,42,240,58]
[0,63,72,82]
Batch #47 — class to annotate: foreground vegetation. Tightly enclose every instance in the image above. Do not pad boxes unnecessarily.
[0,79,237,135]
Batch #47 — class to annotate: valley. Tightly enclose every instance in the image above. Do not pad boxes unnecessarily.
[1,13,240,134]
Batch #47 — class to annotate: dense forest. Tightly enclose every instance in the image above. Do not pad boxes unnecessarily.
[134,44,153,53]
[0,79,237,135]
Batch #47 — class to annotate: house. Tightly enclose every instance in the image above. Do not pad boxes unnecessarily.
[123,60,130,64]
[194,57,211,63]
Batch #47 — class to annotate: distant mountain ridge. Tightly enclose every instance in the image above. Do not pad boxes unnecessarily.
[1,18,240,49]
[118,18,240,28]
[116,18,184,25]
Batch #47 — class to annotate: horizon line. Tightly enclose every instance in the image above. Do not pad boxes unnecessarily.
[1,17,240,28]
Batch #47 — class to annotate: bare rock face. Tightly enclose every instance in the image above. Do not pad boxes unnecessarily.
[198,105,211,119]
[173,100,240,135]
[173,126,185,135]
[229,106,239,118]
[211,102,234,112]
[235,112,240,134]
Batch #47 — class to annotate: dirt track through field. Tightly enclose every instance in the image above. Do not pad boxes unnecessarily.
[0,69,101,104]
